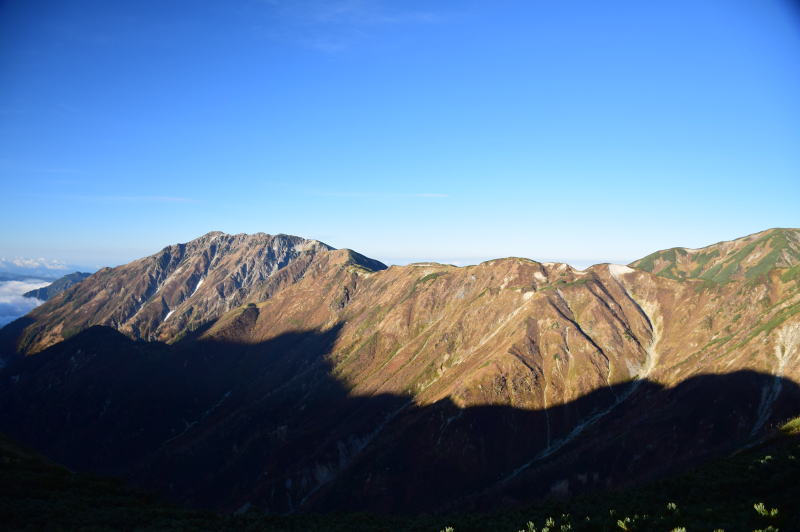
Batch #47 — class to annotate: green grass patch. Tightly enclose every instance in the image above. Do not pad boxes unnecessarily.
[780,416,800,436]
[729,301,800,353]
[418,272,447,284]
[781,264,800,283]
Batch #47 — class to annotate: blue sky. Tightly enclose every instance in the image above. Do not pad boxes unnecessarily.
[1,0,799,268]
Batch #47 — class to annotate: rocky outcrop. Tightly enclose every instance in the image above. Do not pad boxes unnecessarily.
[12,232,387,353]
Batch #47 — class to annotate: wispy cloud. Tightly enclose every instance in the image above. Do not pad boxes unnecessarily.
[37,168,86,175]
[73,195,199,204]
[253,0,447,53]
[308,191,449,199]
[303,0,442,26]
[4,191,200,204]
[299,36,351,54]
[0,257,67,271]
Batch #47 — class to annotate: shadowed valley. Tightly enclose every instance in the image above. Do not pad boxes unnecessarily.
[2,324,800,517]
[1,228,800,522]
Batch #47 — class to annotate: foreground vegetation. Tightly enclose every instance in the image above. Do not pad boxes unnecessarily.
[2,419,799,531]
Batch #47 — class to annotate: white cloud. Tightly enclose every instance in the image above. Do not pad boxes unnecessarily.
[0,257,67,270]
[0,280,49,327]
[309,191,449,199]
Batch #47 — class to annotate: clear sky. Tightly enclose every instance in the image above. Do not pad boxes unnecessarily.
[2,0,799,269]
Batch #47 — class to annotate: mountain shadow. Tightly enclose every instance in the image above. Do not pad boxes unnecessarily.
[0,316,35,368]
[1,324,799,515]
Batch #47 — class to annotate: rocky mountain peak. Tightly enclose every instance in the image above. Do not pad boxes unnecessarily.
[16,231,344,353]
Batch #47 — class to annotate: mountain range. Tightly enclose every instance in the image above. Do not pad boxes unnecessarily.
[1,228,799,515]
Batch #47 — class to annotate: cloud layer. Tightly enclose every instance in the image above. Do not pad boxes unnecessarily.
[0,257,66,271]
[0,280,49,327]
[0,256,92,280]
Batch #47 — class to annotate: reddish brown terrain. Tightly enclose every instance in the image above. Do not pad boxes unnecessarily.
[11,232,340,353]
[1,228,799,513]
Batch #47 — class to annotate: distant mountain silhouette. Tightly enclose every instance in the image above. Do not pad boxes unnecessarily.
[22,272,90,301]
[0,272,56,282]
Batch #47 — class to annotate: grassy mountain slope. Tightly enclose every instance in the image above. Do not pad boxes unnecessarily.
[630,228,800,282]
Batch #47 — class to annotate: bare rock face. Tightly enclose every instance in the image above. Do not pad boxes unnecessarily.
[2,229,800,514]
[13,232,355,353]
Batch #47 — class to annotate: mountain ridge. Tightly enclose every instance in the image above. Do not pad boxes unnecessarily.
[22,272,91,301]
[11,231,387,354]
[1,227,799,513]
[11,226,799,357]
[630,227,800,282]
